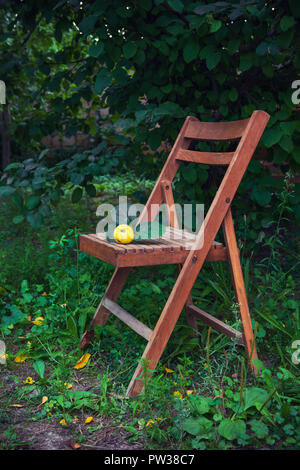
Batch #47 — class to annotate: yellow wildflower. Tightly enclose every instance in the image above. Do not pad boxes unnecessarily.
[173,391,183,399]
[41,292,47,296]
[85,416,94,424]
[32,316,44,326]
[186,390,194,396]
[24,377,35,385]
[59,419,67,426]
[64,382,73,389]
[74,353,91,370]
[165,367,174,373]
[146,419,155,428]
[14,353,28,363]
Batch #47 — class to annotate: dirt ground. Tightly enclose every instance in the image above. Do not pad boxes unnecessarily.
[0,364,146,451]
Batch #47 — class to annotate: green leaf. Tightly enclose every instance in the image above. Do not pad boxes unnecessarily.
[239,53,253,71]
[33,360,45,379]
[280,16,294,31]
[188,395,210,415]
[0,186,16,197]
[262,63,274,78]
[85,184,96,197]
[71,187,83,203]
[243,387,269,411]
[229,88,238,102]
[182,416,213,436]
[249,420,269,439]
[94,69,112,94]
[206,51,221,70]
[252,188,271,206]
[89,42,104,58]
[78,15,98,34]
[183,41,200,63]
[66,316,78,339]
[13,215,24,224]
[26,212,42,228]
[262,128,282,147]
[4,163,21,171]
[70,173,84,185]
[167,0,184,13]
[218,419,246,441]
[25,195,40,210]
[279,135,293,153]
[210,20,222,33]
[182,165,197,184]
[123,42,138,59]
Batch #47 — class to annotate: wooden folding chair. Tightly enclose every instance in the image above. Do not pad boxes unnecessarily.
[79,110,270,397]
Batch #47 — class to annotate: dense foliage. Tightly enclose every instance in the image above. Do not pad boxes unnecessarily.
[0,0,299,226]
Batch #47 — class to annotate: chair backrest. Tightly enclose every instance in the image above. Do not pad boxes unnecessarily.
[138,111,270,230]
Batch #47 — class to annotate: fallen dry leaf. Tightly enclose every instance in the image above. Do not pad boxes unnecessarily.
[69,440,81,450]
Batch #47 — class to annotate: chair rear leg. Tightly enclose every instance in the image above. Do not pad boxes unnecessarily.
[80,267,131,349]
[222,209,258,374]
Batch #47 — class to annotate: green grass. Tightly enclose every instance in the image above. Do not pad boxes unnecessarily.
[0,175,299,450]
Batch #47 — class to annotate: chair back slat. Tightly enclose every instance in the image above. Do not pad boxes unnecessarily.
[176,149,234,165]
[184,118,250,141]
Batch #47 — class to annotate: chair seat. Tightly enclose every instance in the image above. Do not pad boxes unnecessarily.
[80,227,228,267]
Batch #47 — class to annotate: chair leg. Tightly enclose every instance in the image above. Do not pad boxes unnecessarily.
[80,267,131,349]
[126,271,198,396]
[222,209,258,374]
